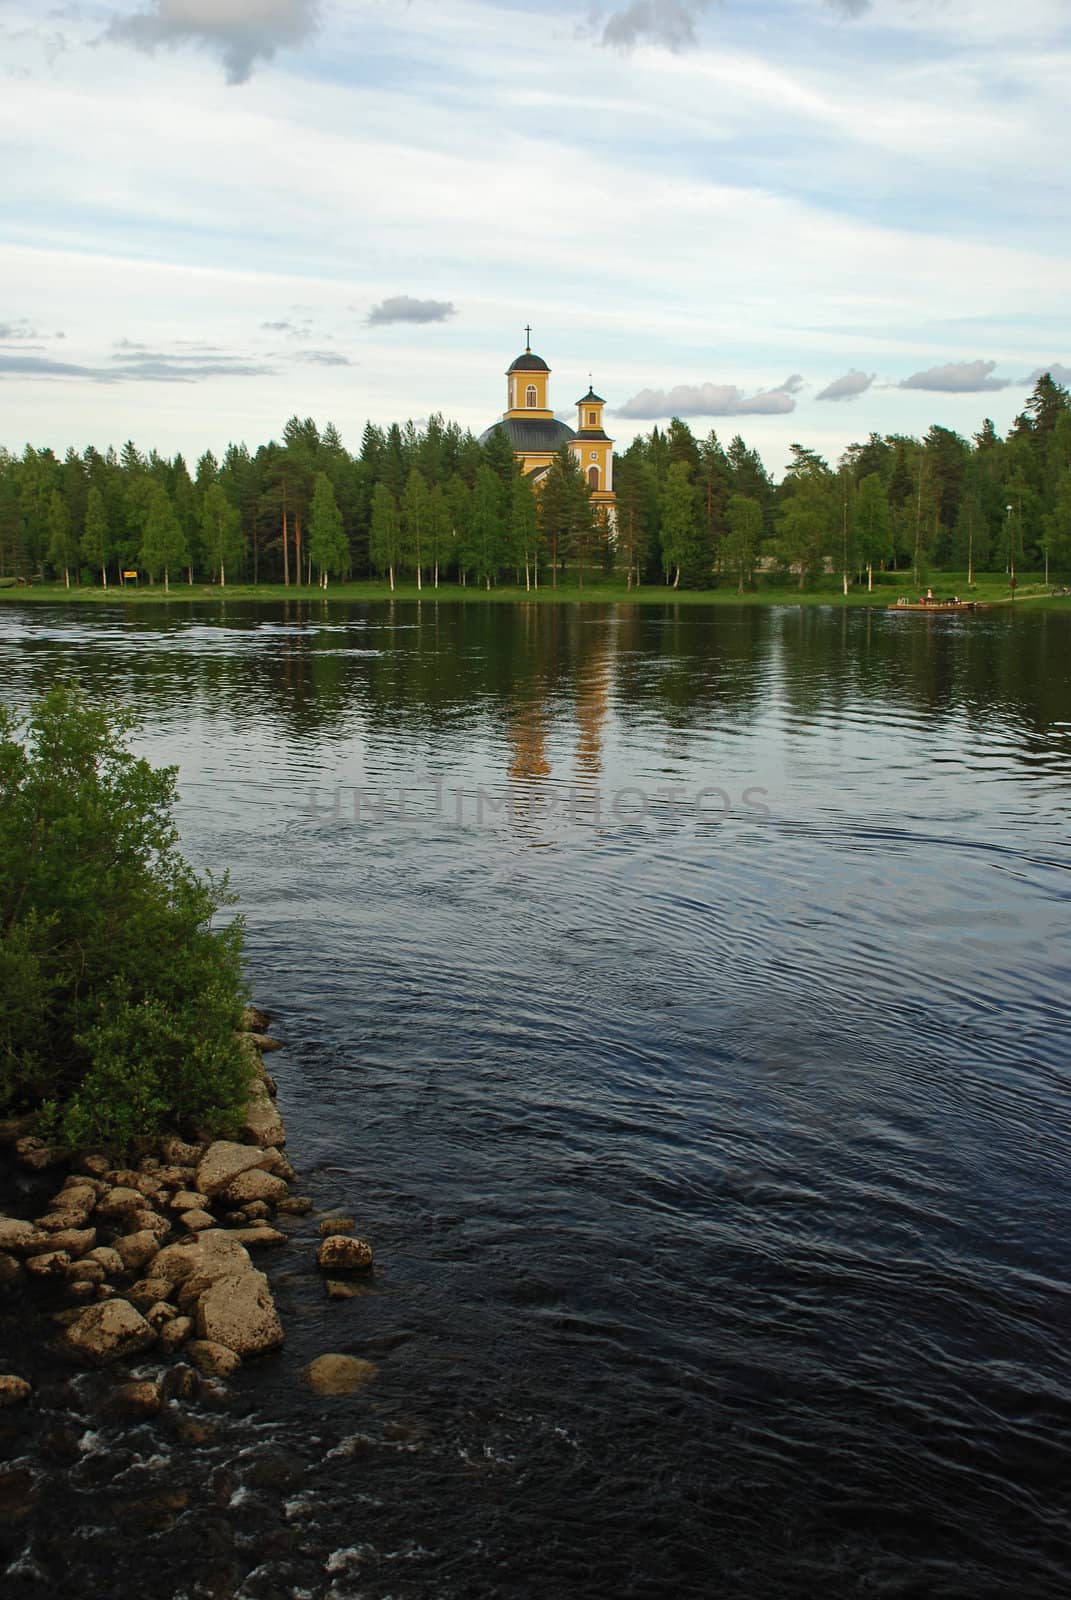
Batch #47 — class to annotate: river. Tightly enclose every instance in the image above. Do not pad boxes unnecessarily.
[1,598,1069,1598]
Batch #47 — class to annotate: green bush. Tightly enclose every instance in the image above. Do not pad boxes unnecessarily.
[0,683,251,1150]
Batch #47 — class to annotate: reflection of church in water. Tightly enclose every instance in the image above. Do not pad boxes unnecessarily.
[479,331,616,520]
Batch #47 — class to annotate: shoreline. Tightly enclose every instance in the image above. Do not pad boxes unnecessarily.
[0,578,1063,610]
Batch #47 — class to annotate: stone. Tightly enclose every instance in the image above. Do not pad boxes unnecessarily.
[228,1227,286,1248]
[160,1363,199,1402]
[218,1168,288,1207]
[180,1210,215,1233]
[249,1032,282,1052]
[134,1173,164,1198]
[153,1230,252,1292]
[240,1006,270,1031]
[223,1211,249,1227]
[26,1250,73,1278]
[239,1092,286,1149]
[155,1164,196,1188]
[130,1209,172,1240]
[276,1195,313,1216]
[48,1185,98,1223]
[0,1252,24,1288]
[188,1340,242,1378]
[145,1300,178,1327]
[106,1380,161,1420]
[196,1141,273,1199]
[158,1316,194,1355]
[0,1218,46,1254]
[243,1201,272,1221]
[0,1375,31,1407]
[65,1260,105,1286]
[46,1228,96,1258]
[86,1246,125,1276]
[319,1217,354,1236]
[64,1300,156,1365]
[304,1355,378,1395]
[195,1269,283,1357]
[95,1186,144,1220]
[68,1280,98,1300]
[14,1135,65,1170]
[76,1153,110,1179]
[160,1136,204,1167]
[114,1231,160,1272]
[316,1236,373,1273]
[324,1279,368,1301]
[127,1276,176,1309]
[169,1190,209,1213]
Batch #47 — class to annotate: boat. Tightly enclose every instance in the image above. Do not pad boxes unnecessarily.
[888,598,986,613]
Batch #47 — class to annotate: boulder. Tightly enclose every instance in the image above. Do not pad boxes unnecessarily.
[46,1228,96,1258]
[26,1250,73,1279]
[14,1136,65,1170]
[240,1006,269,1031]
[155,1164,196,1188]
[64,1300,156,1366]
[0,1218,46,1255]
[243,1202,272,1222]
[86,1246,125,1277]
[0,1252,24,1288]
[160,1136,204,1167]
[106,1380,161,1420]
[218,1169,288,1208]
[187,1340,242,1378]
[180,1210,215,1233]
[75,1153,110,1179]
[316,1236,373,1273]
[152,1230,252,1290]
[134,1173,164,1198]
[94,1186,144,1221]
[146,1300,178,1327]
[319,1217,354,1236]
[228,1227,286,1249]
[168,1190,209,1213]
[249,1032,282,1053]
[48,1185,98,1223]
[130,1209,172,1241]
[114,1231,160,1272]
[195,1269,283,1357]
[239,1092,286,1149]
[304,1355,378,1395]
[195,1141,273,1199]
[276,1196,313,1216]
[127,1276,177,1309]
[68,1280,98,1300]
[324,1279,370,1301]
[0,1375,31,1407]
[65,1260,105,1286]
[158,1316,194,1356]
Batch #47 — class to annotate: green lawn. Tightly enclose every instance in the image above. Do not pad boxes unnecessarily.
[0,572,1066,608]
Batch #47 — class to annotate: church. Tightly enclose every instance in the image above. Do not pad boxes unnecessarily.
[479,333,616,518]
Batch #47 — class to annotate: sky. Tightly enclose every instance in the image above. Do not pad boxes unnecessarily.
[2,0,1070,477]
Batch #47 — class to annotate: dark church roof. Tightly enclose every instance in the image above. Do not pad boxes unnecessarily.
[479,417,576,452]
[576,386,606,405]
[508,352,550,373]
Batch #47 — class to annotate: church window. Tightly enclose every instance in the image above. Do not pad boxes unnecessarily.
[526,385,537,408]
[588,411,596,425]
[589,451,598,460]
[588,465,599,489]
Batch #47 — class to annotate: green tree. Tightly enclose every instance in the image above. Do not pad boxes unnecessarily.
[724,493,762,593]
[659,460,702,588]
[200,482,245,587]
[369,483,402,590]
[401,468,431,589]
[509,473,540,590]
[425,484,450,588]
[139,484,188,593]
[47,491,78,588]
[469,465,507,589]
[855,473,893,590]
[307,473,348,589]
[0,685,250,1150]
[81,485,110,588]
[613,443,650,590]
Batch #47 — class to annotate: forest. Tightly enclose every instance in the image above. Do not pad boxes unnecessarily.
[1,374,1069,593]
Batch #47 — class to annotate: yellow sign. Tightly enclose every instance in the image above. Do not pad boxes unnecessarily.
[122,571,138,579]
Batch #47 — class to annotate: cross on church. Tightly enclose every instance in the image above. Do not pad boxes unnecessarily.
[524,324,532,351]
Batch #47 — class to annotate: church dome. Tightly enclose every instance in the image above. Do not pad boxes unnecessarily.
[478,417,575,451]
[507,351,550,373]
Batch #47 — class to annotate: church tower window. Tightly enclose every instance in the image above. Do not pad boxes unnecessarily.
[526,385,538,408]
[588,465,600,489]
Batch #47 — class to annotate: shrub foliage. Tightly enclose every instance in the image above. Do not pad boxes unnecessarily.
[0,684,251,1149]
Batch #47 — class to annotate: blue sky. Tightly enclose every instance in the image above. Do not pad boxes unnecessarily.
[1,0,1069,475]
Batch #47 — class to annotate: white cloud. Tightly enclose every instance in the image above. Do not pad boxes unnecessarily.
[601,1,708,52]
[617,376,801,418]
[1020,363,1071,386]
[367,296,457,326]
[817,369,874,401]
[900,359,1009,393]
[107,0,321,84]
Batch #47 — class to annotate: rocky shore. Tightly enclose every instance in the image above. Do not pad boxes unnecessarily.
[0,1009,375,1410]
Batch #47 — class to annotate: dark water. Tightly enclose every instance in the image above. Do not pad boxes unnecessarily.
[1,599,1070,1599]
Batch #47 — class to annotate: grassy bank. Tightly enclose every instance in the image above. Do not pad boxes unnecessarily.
[0,573,1066,608]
